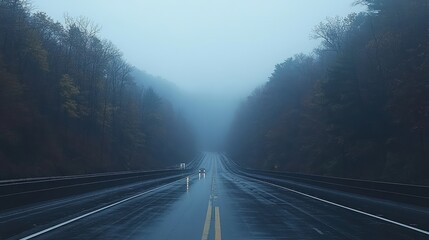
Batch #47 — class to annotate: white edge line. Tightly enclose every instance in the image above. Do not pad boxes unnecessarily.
[19,178,184,240]
[312,227,324,235]
[250,177,429,236]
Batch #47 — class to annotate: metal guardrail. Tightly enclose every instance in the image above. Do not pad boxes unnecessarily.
[220,154,429,208]
[0,153,205,212]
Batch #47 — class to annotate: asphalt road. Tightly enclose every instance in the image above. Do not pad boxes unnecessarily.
[1,153,428,239]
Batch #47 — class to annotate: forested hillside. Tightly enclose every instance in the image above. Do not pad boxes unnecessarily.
[133,67,239,151]
[228,0,429,184]
[0,0,196,179]
[131,68,183,107]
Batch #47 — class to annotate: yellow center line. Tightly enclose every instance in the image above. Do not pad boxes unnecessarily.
[201,155,222,240]
[201,200,212,240]
[215,207,222,240]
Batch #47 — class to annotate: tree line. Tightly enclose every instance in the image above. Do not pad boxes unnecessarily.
[227,0,429,184]
[0,0,196,179]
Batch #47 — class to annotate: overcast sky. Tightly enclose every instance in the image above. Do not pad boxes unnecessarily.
[32,0,364,98]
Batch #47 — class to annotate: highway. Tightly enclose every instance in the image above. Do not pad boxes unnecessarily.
[1,153,428,239]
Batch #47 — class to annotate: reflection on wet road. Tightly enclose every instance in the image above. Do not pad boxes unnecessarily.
[2,153,428,239]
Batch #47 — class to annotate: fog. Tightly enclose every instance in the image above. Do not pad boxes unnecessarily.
[32,0,364,149]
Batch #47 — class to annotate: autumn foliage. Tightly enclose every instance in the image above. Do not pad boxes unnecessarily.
[228,0,429,184]
[0,0,196,179]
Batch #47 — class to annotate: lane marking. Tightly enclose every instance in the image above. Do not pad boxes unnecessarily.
[214,156,222,240]
[201,200,212,240]
[313,227,324,235]
[19,178,186,240]
[248,177,429,236]
[202,160,214,240]
[215,207,222,240]
[201,154,223,240]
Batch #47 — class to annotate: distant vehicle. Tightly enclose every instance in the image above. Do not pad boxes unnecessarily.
[198,168,206,174]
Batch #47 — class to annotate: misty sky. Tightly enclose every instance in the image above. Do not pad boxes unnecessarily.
[32,0,364,98]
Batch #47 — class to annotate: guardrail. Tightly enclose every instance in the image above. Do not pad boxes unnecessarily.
[0,153,204,212]
[220,154,429,208]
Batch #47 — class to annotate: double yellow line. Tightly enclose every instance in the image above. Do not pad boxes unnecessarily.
[201,159,222,240]
[201,200,222,240]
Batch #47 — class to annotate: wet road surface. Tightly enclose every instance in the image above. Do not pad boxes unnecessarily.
[1,153,428,239]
